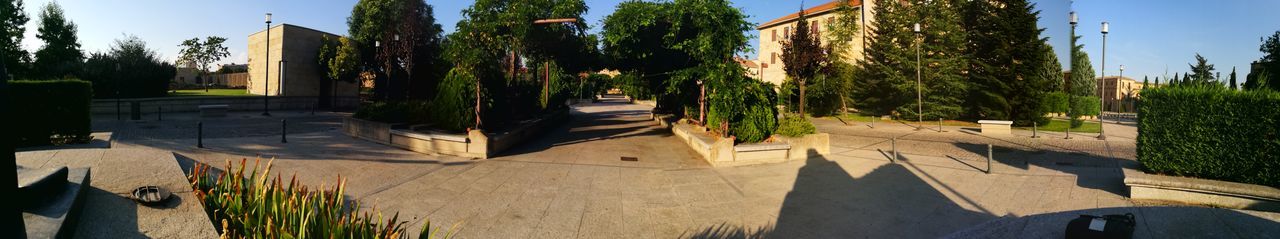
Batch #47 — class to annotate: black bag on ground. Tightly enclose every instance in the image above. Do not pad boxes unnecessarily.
[1065,213,1136,239]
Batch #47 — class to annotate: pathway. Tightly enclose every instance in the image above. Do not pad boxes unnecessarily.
[59,103,1276,238]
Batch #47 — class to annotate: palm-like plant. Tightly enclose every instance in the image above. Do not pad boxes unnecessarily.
[189,158,458,238]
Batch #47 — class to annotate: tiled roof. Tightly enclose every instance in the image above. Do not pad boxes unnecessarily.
[757,0,862,30]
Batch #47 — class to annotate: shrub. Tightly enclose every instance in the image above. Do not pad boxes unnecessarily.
[776,115,817,137]
[430,68,478,132]
[1041,92,1069,113]
[705,64,777,143]
[9,80,92,147]
[189,159,456,238]
[352,100,430,124]
[1070,96,1100,117]
[1137,87,1280,187]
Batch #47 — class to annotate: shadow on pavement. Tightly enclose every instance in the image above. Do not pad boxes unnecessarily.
[684,150,996,238]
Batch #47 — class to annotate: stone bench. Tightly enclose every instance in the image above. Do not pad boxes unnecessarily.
[1123,166,1280,212]
[197,104,229,117]
[977,120,1013,135]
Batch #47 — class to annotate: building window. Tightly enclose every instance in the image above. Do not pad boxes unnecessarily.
[784,27,790,39]
[772,29,777,42]
[771,53,776,64]
[811,21,819,35]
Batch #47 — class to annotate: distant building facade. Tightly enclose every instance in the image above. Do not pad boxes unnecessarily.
[1099,76,1144,112]
[756,0,874,87]
[247,24,359,98]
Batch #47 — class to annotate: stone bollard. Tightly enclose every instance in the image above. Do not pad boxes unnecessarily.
[197,122,203,148]
[986,144,993,174]
[281,119,288,143]
[891,137,898,163]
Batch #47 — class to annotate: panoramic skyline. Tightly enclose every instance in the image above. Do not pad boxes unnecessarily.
[16,0,1277,80]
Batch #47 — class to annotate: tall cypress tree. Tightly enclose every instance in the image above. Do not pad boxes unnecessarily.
[33,2,81,79]
[1069,35,1095,97]
[0,0,28,79]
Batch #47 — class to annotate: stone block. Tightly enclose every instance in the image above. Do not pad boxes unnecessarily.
[978,120,1013,135]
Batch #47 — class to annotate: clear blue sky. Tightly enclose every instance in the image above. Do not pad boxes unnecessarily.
[1073,0,1280,81]
[21,0,1276,81]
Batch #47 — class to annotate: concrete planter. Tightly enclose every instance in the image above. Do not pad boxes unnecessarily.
[343,109,569,159]
[666,119,830,167]
[343,117,392,144]
[1123,166,1280,212]
[775,133,830,160]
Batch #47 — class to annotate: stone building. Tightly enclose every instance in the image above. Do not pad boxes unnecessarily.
[1099,76,1144,112]
[247,24,359,98]
[756,0,874,87]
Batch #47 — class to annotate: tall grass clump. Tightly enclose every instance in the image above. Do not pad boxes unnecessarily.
[189,158,457,238]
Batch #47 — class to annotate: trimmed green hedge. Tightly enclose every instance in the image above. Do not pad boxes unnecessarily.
[10,80,93,146]
[1137,87,1280,187]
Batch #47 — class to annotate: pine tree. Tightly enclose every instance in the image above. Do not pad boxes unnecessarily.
[0,0,29,79]
[1143,76,1149,89]
[1040,42,1063,94]
[781,9,826,116]
[909,0,968,120]
[33,2,81,79]
[1171,72,1180,86]
[855,0,917,115]
[1155,76,1160,87]
[961,0,1049,125]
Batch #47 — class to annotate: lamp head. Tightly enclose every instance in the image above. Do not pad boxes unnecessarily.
[265,13,272,24]
[1069,11,1077,25]
[913,23,921,33]
[1101,22,1109,34]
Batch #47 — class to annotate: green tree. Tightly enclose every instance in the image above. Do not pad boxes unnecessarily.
[317,36,361,107]
[349,0,445,99]
[0,0,29,79]
[856,0,923,116]
[912,0,969,120]
[1229,67,1237,90]
[80,36,176,98]
[823,0,860,115]
[1039,42,1064,94]
[603,1,689,112]
[781,10,826,116]
[1245,31,1280,91]
[1184,53,1221,88]
[32,2,80,79]
[176,36,229,91]
[961,0,1051,125]
[1143,76,1149,89]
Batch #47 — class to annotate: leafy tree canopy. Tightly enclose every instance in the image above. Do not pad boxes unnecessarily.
[33,1,81,79]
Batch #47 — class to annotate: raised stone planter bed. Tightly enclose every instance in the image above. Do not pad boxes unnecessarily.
[343,109,569,159]
[666,119,830,167]
[1122,166,1280,212]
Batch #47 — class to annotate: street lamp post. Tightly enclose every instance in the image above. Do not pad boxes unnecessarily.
[1118,64,1124,120]
[1066,11,1077,139]
[914,23,923,130]
[1098,21,1109,140]
[262,13,272,116]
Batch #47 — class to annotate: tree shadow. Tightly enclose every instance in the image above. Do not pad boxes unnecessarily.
[497,104,669,157]
[685,150,996,238]
[951,143,1126,197]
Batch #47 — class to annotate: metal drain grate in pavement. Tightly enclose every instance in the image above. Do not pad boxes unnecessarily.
[621,156,638,162]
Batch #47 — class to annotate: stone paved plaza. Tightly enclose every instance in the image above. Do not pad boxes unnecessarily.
[28,98,1274,238]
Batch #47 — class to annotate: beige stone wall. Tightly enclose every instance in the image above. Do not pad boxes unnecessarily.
[247,24,360,97]
[756,1,874,88]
